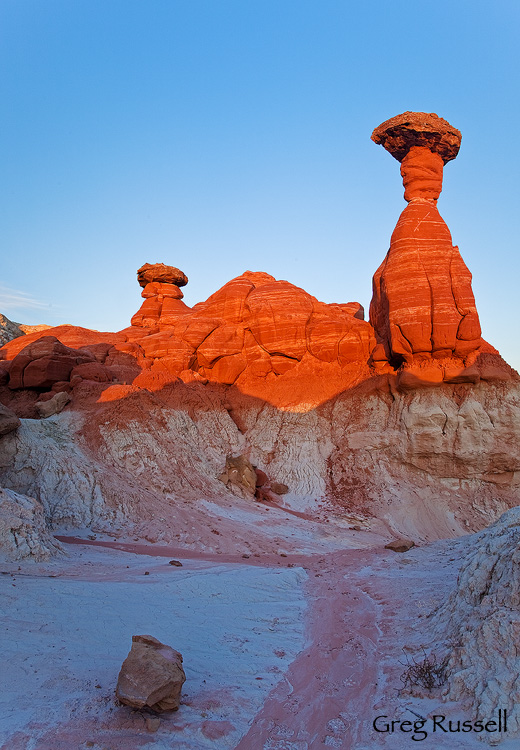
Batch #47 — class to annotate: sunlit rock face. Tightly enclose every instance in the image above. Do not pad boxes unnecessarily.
[121,265,375,406]
[0,313,24,348]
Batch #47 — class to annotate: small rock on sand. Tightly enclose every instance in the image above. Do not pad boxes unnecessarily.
[116,634,186,712]
[384,539,415,553]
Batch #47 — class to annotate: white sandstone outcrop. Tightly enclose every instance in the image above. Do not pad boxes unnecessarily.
[326,382,520,539]
[0,415,110,528]
[0,486,63,561]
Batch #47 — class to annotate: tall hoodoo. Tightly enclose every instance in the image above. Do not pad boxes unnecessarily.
[369,112,482,378]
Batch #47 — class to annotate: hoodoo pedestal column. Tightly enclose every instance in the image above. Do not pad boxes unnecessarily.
[369,112,482,383]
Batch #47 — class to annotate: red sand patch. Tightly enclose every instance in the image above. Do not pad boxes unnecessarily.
[56,536,322,568]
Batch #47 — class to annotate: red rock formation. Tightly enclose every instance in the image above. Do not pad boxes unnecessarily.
[0,326,125,358]
[141,282,184,299]
[0,264,373,406]
[131,294,191,329]
[370,112,482,382]
[1,260,513,412]
[8,337,96,390]
[126,266,375,401]
[70,362,114,384]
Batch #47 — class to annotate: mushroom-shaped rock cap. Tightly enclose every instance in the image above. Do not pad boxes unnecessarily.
[137,263,188,288]
[371,112,461,164]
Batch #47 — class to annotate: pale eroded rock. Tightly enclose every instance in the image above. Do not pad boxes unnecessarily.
[434,508,520,737]
[0,486,63,560]
[36,391,71,418]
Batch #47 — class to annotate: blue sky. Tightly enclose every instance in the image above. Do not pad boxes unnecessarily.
[1,0,519,369]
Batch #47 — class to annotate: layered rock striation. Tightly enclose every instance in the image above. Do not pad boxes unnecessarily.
[131,262,191,329]
[128,262,374,397]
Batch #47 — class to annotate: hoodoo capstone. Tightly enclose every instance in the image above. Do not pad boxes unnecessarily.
[370,112,482,385]
[137,262,188,288]
[371,111,461,164]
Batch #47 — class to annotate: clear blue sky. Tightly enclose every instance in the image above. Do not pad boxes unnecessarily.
[1,0,518,370]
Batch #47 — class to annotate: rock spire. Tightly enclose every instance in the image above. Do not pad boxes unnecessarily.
[369,112,482,383]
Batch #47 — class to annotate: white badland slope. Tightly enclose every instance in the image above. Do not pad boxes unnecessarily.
[0,378,519,557]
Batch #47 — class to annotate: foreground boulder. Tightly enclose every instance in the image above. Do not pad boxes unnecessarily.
[116,634,186,712]
[384,538,415,553]
[35,391,71,418]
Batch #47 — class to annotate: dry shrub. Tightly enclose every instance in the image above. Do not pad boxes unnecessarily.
[400,649,449,691]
